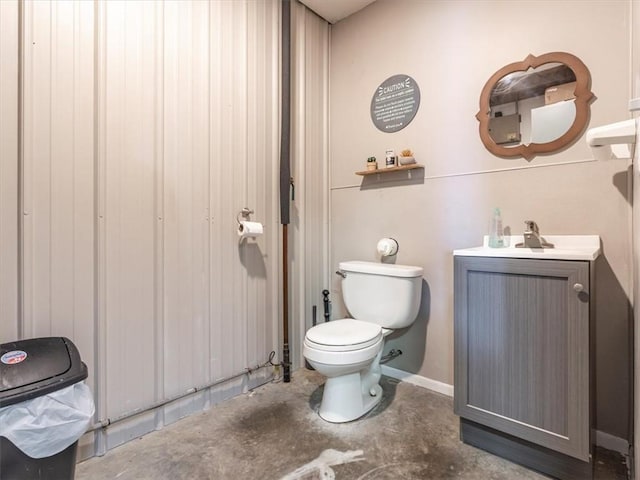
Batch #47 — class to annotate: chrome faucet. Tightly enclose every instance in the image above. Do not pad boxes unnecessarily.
[524,220,541,247]
[516,220,554,249]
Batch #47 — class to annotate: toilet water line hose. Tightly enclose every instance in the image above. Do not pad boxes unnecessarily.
[322,290,330,322]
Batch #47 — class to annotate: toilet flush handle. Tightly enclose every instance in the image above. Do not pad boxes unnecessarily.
[335,270,347,278]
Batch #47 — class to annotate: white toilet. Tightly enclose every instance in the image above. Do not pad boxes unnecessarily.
[303,260,423,423]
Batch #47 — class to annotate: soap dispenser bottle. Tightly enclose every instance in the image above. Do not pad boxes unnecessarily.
[488,208,504,248]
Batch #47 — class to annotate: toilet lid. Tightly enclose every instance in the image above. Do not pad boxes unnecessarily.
[305,319,382,351]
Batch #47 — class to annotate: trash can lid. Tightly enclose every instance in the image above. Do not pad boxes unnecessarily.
[0,337,88,408]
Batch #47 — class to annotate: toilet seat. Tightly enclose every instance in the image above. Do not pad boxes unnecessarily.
[305,319,382,352]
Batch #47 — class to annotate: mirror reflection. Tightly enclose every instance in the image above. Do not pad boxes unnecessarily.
[489,63,576,146]
[477,52,593,160]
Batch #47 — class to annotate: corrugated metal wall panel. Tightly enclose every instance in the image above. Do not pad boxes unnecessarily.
[22,0,95,372]
[265,0,283,373]
[0,0,19,343]
[227,0,249,379]
[244,0,280,368]
[69,0,96,379]
[303,6,330,334]
[290,2,330,367]
[208,0,225,383]
[209,0,249,381]
[19,0,282,457]
[101,0,160,418]
[22,0,53,338]
[162,0,210,406]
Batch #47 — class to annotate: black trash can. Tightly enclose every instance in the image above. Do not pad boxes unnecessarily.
[0,337,91,480]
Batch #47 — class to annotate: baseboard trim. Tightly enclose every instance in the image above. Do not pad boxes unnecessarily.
[381,365,454,397]
[380,366,629,456]
[595,430,629,455]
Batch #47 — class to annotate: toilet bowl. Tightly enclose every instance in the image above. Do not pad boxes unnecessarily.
[303,261,423,423]
[304,319,385,423]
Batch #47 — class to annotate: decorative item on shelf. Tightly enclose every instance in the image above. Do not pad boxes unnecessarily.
[385,149,397,168]
[367,156,378,171]
[398,149,416,165]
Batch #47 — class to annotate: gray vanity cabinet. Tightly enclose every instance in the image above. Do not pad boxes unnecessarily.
[454,256,592,474]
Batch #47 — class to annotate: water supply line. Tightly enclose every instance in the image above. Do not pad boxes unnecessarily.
[280,0,292,383]
[380,349,403,364]
[86,353,279,433]
[322,290,331,322]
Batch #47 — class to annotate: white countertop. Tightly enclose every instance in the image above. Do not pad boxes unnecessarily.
[453,235,601,261]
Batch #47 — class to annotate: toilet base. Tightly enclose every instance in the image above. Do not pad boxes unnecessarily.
[318,372,383,423]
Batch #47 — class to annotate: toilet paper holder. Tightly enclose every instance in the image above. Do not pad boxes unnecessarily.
[236,207,254,224]
[377,238,399,257]
[236,207,264,241]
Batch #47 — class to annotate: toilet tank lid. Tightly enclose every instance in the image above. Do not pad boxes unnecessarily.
[339,261,423,278]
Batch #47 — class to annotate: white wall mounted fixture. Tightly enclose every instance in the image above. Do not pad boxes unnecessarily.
[587,118,637,147]
[586,118,637,160]
[376,238,399,257]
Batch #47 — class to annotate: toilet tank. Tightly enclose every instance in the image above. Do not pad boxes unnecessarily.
[339,261,423,329]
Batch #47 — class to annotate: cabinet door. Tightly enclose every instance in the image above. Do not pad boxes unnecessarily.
[454,257,590,461]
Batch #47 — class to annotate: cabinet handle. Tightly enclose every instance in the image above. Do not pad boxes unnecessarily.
[573,283,585,293]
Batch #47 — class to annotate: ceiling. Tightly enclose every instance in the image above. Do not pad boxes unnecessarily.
[298,0,377,24]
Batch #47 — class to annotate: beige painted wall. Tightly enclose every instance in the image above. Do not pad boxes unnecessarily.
[329,0,632,440]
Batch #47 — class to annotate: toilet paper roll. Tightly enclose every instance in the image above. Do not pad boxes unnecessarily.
[377,238,398,257]
[238,221,264,239]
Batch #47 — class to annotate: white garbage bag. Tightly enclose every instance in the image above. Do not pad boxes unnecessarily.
[0,382,95,458]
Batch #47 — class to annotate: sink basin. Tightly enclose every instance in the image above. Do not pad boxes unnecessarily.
[453,235,601,261]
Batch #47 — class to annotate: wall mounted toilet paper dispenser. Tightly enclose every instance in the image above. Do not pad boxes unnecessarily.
[377,238,399,257]
[586,118,637,161]
[236,207,264,240]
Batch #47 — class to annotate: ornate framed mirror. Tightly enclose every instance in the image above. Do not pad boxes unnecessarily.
[477,52,594,160]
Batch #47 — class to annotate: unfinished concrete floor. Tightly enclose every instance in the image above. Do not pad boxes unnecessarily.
[77,369,628,480]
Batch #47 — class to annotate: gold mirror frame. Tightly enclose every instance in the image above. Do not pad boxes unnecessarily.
[477,52,594,160]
